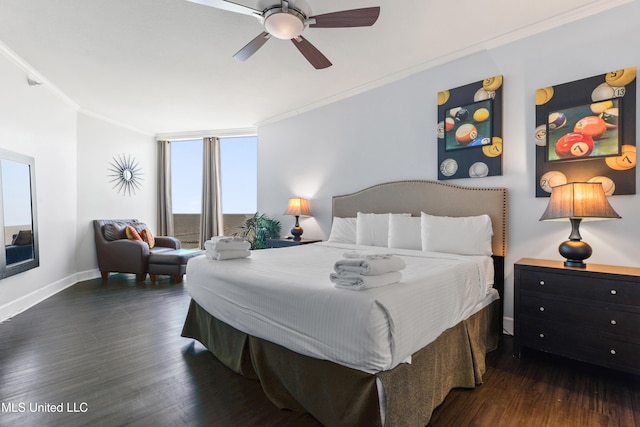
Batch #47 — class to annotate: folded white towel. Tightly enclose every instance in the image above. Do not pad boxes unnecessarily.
[342,251,395,260]
[334,254,405,276]
[205,249,251,260]
[209,236,245,242]
[329,271,402,291]
[205,237,251,252]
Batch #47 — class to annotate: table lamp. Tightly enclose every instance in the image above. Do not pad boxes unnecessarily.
[284,197,312,241]
[539,182,620,268]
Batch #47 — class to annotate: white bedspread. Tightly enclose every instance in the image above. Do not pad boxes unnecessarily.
[185,242,497,374]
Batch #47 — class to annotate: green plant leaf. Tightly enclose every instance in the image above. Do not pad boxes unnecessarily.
[234,212,280,249]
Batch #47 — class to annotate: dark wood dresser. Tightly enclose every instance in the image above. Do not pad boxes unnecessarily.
[514,258,640,375]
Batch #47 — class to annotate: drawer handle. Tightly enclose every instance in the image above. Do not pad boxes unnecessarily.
[610,349,617,355]
[611,289,617,295]
[539,306,545,312]
[610,319,617,325]
[539,280,545,286]
[539,333,545,338]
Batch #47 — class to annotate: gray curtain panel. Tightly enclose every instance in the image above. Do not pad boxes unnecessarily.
[199,137,223,248]
[157,140,174,236]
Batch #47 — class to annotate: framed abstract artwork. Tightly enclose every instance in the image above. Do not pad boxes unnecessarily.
[535,67,636,197]
[437,76,503,180]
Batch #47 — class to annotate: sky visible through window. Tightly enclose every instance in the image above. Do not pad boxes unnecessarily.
[1,159,32,226]
[171,136,257,214]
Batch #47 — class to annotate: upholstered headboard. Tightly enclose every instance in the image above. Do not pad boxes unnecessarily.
[332,180,508,257]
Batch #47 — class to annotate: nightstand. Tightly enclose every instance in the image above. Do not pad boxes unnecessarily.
[514,258,640,375]
[264,238,322,248]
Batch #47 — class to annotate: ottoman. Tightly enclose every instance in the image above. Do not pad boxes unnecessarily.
[148,248,204,283]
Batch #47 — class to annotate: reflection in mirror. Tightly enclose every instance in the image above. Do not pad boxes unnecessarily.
[3,160,33,264]
[0,148,38,279]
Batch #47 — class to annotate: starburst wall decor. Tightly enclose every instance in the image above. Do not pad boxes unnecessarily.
[108,154,143,196]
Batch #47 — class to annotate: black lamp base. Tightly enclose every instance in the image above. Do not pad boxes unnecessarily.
[559,239,592,268]
[291,227,303,241]
[291,216,303,241]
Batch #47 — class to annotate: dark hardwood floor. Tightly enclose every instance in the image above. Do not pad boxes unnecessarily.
[1,275,638,426]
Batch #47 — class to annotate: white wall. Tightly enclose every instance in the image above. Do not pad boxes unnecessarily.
[0,51,78,321]
[0,51,156,321]
[257,1,640,334]
[75,113,157,275]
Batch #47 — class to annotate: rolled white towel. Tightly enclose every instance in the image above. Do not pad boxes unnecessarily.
[334,254,405,276]
[206,249,251,260]
[329,271,402,291]
[205,237,251,252]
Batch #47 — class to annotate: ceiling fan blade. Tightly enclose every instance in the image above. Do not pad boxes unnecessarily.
[291,36,332,69]
[185,0,261,17]
[233,32,271,61]
[309,7,380,28]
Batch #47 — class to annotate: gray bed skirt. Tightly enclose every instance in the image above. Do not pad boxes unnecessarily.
[181,298,500,426]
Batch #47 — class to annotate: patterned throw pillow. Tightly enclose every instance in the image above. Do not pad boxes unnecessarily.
[140,228,155,248]
[125,225,143,242]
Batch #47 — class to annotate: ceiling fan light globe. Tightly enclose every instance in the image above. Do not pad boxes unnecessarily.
[264,11,304,39]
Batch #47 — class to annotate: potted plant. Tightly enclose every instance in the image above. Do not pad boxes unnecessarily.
[234,213,281,249]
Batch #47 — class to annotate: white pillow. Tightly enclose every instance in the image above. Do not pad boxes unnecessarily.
[388,215,422,250]
[327,217,357,244]
[420,212,493,256]
[356,213,410,247]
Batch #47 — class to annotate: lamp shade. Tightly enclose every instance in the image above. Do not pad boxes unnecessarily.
[284,198,312,217]
[540,182,620,268]
[539,182,620,222]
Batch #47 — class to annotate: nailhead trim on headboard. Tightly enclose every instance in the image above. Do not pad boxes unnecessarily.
[332,180,508,257]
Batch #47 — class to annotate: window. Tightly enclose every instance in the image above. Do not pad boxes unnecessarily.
[220,136,257,214]
[170,136,257,246]
[171,139,203,214]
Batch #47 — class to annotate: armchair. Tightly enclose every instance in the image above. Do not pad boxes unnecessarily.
[93,219,181,281]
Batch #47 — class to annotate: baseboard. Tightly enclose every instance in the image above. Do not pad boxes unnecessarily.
[75,268,101,282]
[503,316,514,336]
[0,269,100,323]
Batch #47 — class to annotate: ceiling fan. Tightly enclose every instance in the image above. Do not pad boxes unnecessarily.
[186,0,380,69]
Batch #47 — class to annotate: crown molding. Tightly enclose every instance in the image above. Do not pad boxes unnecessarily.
[0,40,79,111]
[256,0,634,128]
[78,109,155,136]
[2,0,633,134]
[155,128,257,141]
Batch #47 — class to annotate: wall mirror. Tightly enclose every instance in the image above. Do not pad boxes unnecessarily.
[0,148,39,279]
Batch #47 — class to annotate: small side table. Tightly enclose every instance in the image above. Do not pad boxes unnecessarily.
[265,238,322,248]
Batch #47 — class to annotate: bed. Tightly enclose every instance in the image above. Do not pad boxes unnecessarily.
[181,180,508,426]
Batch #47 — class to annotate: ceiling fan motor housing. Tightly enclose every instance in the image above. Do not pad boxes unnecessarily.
[263,7,306,39]
[191,0,381,69]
